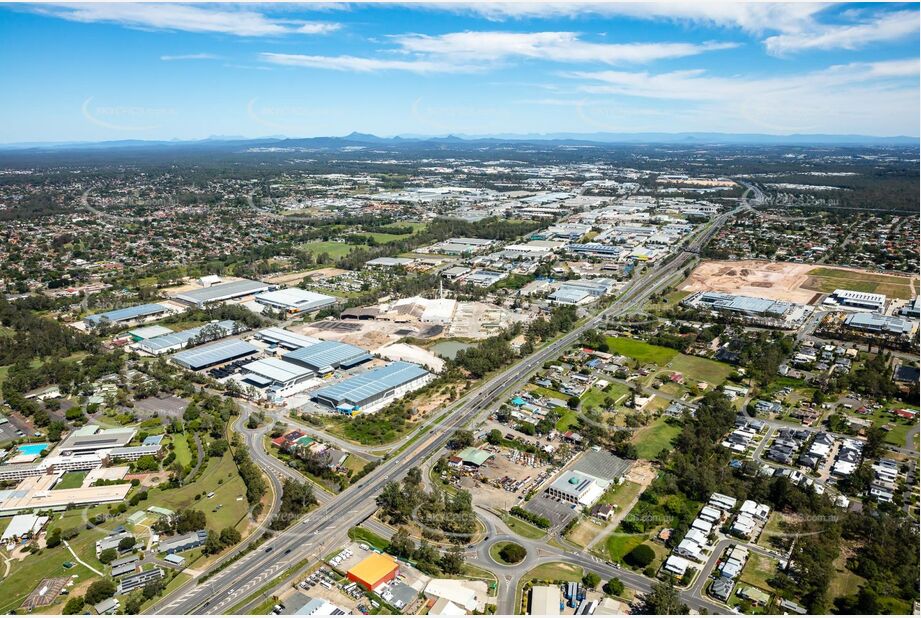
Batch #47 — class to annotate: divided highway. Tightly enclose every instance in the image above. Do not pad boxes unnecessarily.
[148,203,744,615]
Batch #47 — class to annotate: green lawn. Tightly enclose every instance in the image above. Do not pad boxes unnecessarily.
[606,337,678,365]
[0,546,96,614]
[501,514,547,540]
[522,562,583,583]
[739,553,778,592]
[804,267,917,299]
[554,407,580,432]
[299,241,355,259]
[489,541,526,565]
[668,354,733,386]
[580,388,609,410]
[55,471,87,489]
[347,526,390,551]
[598,480,644,510]
[527,384,569,401]
[632,417,682,460]
[603,533,648,563]
[172,433,193,468]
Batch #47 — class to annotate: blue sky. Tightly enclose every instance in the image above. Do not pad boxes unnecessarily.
[1,2,919,142]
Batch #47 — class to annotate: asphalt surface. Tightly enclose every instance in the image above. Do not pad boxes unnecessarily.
[147,205,745,615]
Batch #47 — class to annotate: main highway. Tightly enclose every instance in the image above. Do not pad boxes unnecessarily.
[148,199,747,615]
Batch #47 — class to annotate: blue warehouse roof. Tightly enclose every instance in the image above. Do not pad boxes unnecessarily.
[283,341,371,373]
[139,320,237,354]
[84,303,167,326]
[312,361,428,408]
[171,338,258,370]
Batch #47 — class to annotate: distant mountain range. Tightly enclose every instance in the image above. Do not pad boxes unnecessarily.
[1,130,917,151]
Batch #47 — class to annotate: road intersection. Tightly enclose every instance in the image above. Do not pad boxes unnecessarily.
[147,200,749,615]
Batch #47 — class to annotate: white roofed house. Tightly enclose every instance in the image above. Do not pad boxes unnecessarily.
[663,555,690,577]
[731,514,757,538]
[675,538,704,562]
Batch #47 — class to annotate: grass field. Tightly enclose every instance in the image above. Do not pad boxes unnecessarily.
[522,561,583,583]
[347,526,390,551]
[488,541,526,565]
[668,354,733,386]
[632,417,682,460]
[739,553,778,592]
[828,552,867,602]
[606,337,678,365]
[804,267,917,299]
[528,384,569,402]
[598,480,644,510]
[865,405,920,447]
[172,433,193,468]
[54,451,250,576]
[55,471,87,489]
[501,514,547,540]
[0,545,96,613]
[299,240,355,259]
[555,407,580,432]
[603,533,648,563]
[566,518,605,547]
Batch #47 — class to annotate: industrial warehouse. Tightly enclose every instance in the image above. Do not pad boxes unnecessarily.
[282,341,372,374]
[170,338,259,370]
[254,287,338,315]
[683,291,812,325]
[134,320,239,355]
[311,361,432,414]
[172,278,273,307]
[83,303,171,329]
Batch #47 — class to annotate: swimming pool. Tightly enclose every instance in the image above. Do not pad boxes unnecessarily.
[18,443,49,456]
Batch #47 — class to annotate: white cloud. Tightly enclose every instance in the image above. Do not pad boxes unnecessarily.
[298,22,342,35]
[262,30,735,74]
[259,52,469,74]
[392,31,737,64]
[434,3,919,55]
[764,9,920,55]
[160,53,221,61]
[567,58,920,134]
[439,2,826,34]
[34,3,341,37]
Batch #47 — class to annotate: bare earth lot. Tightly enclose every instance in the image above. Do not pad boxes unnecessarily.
[680,260,918,303]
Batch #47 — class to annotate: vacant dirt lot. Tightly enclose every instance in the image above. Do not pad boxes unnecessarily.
[680,260,823,304]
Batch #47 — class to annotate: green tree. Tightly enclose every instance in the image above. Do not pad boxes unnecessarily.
[98,548,118,564]
[62,596,85,615]
[219,526,242,547]
[389,527,416,559]
[582,572,601,589]
[498,543,526,564]
[85,579,116,605]
[639,581,688,615]
[625,543,656,568]
[603,578,625,596]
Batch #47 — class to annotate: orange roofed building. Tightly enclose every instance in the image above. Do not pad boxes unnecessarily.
[347,553,399,590]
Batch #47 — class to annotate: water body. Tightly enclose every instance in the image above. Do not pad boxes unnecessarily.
[430,340,473,360]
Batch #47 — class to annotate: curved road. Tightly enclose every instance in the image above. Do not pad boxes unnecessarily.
[147,204,745,615]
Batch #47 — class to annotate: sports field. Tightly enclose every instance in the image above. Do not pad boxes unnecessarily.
[298,240,355,259]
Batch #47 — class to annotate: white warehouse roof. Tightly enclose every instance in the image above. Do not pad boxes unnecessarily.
[255,288,337,312]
